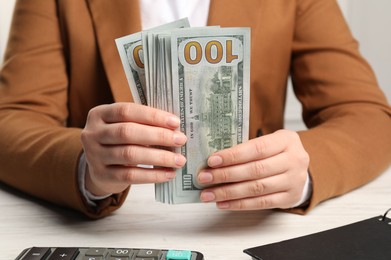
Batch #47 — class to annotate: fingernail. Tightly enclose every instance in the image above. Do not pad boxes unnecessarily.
[175,154,186,166]
[200,191,215,202]
[167,116,180,128]
[173,132,187,145]
[165,171,176,179]
[208,155,223,167]
[217,202,230,209]
[198,171,213,183]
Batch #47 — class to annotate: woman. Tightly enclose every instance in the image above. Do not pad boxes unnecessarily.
[0,0,390,218]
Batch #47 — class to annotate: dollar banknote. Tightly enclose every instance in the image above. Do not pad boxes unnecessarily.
[168,28,251,203]
[115,18,190,105]
[116,21,251,204]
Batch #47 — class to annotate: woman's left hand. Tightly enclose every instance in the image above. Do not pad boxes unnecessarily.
[198,129,310,210]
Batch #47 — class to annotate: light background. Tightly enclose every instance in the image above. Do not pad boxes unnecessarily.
[1,0,390,130]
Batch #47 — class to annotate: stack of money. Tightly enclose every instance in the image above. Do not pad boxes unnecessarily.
[115,18,251,204]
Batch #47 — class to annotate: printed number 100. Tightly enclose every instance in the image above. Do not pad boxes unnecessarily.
[183,40,239,65]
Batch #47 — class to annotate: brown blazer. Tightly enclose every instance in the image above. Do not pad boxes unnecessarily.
[0,0,390,218]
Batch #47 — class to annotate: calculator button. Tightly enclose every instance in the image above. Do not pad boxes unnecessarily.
[110,248,133,257]
[85,248,107,256]
[166,250,192,260]
[82,257,103,260]
[136,249,160,259]
[21,247,51,260]
[47,248,79,260]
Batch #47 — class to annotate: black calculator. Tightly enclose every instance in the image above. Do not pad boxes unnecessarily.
[15,247,204,260]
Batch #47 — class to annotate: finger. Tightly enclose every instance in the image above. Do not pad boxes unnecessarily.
[99,144,186,168]
[215,192,296,210]
[103,166,177,185]
[207,130,298,168]
[98,122,187,146]
[98,102,181,129]
[200,173,290,203]
[198,153,290,185]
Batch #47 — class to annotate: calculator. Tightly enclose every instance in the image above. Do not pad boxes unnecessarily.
[15,247,205,260]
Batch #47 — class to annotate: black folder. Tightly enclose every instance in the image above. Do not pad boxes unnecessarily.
[244,208,391,260]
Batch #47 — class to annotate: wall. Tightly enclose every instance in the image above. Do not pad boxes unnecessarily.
[346,0,391,103]
[0,0,15,63]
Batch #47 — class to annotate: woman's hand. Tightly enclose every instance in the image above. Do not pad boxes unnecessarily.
[198,129,310,210]
[81,102,187,196]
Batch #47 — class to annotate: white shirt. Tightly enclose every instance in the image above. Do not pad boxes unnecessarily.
[79,0,312,208]
[140,0,210,29]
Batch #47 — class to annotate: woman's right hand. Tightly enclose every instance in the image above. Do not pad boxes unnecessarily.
[80,102,187,196]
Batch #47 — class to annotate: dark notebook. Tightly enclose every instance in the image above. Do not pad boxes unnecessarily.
[244,208,391,260]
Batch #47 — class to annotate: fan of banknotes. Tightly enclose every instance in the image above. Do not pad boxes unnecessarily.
[115,18,250,204]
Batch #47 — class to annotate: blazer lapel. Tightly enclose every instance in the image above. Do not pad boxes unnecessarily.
[86,0,142,102]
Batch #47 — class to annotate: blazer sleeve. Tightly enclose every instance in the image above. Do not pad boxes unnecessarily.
[290,0,391,213]
[0,0,128,218]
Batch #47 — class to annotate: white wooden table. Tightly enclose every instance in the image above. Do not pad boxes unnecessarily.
[1,167,390,259]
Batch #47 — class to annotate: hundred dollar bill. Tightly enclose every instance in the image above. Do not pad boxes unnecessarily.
[165,27,251,204]
[115,18,190,105]
[116,32,147,105]
[116,19,190,203]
